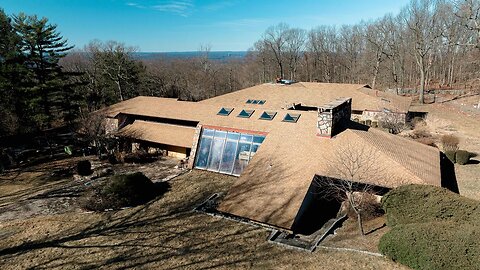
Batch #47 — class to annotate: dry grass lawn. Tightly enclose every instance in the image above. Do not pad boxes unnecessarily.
[1,98,478,269]
[0,168,408,270]
[411,98,480,199]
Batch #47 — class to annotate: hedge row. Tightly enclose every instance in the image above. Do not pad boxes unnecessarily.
[379,185,480,270]
[381,184,480,226]
[379,221,480,270]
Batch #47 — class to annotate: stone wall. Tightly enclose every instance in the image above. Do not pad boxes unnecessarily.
[187,123,203,169]
[351,111,407,127]
[105,117,119,135]
[317,98,352,138]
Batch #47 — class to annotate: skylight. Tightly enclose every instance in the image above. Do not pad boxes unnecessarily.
[245,99,266,105]
[259,111,276,121]
[283,113,300,123]
[237,109,254,118]
[217,107,234,116]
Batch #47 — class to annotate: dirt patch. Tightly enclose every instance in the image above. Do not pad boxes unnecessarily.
[0,156,184,222]
[411,101,480,200]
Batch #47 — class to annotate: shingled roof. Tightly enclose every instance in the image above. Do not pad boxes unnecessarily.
[104,82,438,231]
[200,82,412,113]
[117,120,196,148]
[217,120,441,230]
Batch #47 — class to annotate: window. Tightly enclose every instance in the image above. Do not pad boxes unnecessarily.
[259,111,276,121]
[283,113,301,123]
[246,99,266,105]
[217,107,233,116]
[237,109,254,118]
[194,128,266,176]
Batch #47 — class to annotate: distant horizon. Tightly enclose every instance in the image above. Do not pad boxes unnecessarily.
[2,0,411,51]
[134,50,248,53]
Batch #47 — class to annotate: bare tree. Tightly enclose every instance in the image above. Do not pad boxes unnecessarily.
[455,0,480,49]
[263,23,289,79]
[198,43,212,73]
[313,143,388,235]
[76,111,110,157]
[379,110,407,134]
[86,40,142,102]
[284,28,306,80]
[402,0,442,103]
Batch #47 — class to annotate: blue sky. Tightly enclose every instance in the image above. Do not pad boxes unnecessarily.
[1,0,410,52]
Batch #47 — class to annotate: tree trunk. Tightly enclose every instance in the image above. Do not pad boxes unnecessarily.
[348,194,365,236]
[419,56,426,104]
[419,70,425,104]
[372,57,381,90]
[356,211,365,236]
[115,80,124,101]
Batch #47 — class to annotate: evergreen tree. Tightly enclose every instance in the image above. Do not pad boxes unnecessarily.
[0,9,24,135]
[13,13,73,129]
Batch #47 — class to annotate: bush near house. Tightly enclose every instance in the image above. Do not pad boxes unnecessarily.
[379,221,480,270]
[381,184,480,226]
[77,160,92,176]
[83,172,169,211]
[440,134,460,152]
[379,185,480,270]
[444,150,456,163]
[455,150,473,165]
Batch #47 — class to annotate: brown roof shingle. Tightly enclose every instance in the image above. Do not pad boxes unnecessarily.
[117,120,196,148]
[200,82,412,113]
[104,82,436,231]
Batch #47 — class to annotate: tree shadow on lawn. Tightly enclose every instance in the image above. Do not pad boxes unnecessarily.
[0,172,286,269]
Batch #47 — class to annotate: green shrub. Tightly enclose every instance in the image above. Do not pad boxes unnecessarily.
[83,172,168,211]
[380,185,480,270]
[444,150,456,163]
[379,221,480,270]
[456,150,472,165]
[77,160,92,176]
[381,184,480,227]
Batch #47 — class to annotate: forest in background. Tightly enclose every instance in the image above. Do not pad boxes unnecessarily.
[0,0,479,137]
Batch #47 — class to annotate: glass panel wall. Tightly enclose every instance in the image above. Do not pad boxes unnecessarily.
[194,128,266,176]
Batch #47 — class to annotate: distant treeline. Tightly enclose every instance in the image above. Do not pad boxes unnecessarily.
[132,51,248,61]
[1,0,480,137]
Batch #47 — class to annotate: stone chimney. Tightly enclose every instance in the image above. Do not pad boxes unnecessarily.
[317,97,352,138]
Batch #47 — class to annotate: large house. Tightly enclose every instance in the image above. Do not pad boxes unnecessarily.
[104,82,451,233]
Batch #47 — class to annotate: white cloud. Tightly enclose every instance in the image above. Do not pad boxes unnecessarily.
[152,1,194,17]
